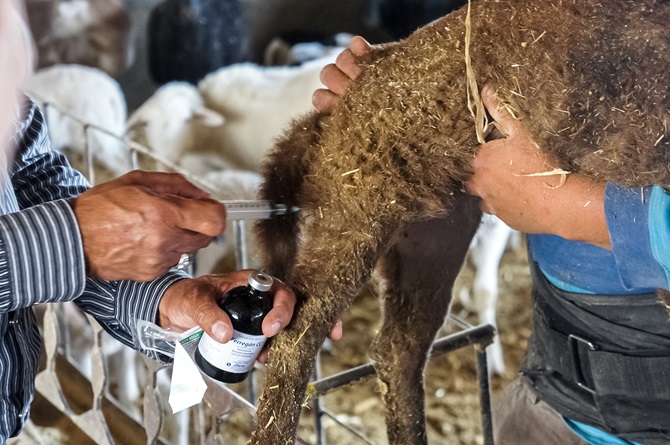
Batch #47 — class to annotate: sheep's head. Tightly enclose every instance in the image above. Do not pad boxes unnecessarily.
[126,82,224,169]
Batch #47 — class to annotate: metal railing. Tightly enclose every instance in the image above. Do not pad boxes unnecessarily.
[26,98,496,445]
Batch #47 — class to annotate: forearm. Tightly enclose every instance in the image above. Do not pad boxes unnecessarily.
[539,174,610,249]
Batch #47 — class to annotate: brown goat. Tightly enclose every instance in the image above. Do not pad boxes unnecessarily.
[253,1,670,443]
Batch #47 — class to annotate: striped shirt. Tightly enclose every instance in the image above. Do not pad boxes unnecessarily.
[0,99,186,442]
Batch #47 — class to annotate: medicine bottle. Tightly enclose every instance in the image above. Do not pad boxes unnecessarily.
[194,270,274,383]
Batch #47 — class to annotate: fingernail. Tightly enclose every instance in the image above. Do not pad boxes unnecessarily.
[269,322,282,337]
[212,322,228,342]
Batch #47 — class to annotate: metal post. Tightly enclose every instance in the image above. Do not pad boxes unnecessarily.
[234,220,248,270]
[312,350,326,445]
[84,124,95,185]
[476,349,494,445]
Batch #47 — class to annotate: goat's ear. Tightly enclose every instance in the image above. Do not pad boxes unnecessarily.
[190,107,225,127]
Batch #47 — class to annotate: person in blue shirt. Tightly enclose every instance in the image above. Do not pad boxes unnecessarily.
[314,36,670,445]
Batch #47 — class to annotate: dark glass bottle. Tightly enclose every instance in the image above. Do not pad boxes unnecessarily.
[194,270,274,383]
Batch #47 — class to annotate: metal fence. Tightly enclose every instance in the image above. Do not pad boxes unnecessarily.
[26,98,496,445]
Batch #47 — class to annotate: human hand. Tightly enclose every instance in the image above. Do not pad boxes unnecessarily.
[70,170,227,281]
[158,270,343,364]
[466,86,611,249]
[312,36,374,112]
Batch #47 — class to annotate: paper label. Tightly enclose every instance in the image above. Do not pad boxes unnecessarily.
[169,341,207,413]
[197,330,266,373]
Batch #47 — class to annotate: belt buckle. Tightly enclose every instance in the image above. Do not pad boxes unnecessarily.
[568,334,598,394]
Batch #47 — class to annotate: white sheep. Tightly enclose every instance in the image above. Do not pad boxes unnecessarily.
[127,50,342,174]
[263,33,353,66]
[126,82,226,172]
[26,64,130,178]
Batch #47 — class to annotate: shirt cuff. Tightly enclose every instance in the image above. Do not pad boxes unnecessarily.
[0,199,86,311]
[604,184,667,290]
[116,270,189,363]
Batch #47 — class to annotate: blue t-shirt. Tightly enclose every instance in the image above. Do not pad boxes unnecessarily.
[530,185,670,294]
[528,184,670,445]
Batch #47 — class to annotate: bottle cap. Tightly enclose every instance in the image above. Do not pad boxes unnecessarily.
[249,270,273,292]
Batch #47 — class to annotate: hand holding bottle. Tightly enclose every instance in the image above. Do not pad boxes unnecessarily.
[158,270,343,369]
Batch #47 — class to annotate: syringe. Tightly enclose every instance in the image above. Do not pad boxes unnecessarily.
[176,200,299,271]
[220,200,300,220]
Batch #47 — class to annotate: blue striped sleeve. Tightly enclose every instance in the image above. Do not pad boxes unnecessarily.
[604,184,669,290]
[6,98,188,362]
[74,270,188,362]
[0,199,86,312]
[10,100,89,206]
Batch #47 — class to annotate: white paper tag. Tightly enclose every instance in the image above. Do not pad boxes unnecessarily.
[168,336,207,413]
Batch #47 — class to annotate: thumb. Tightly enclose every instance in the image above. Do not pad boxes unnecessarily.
[194,299,233,343]
[163,195,227,237]
[350,35,373,56]
[481,85,521,137]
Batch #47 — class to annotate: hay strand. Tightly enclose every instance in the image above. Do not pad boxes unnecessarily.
[465,0,488,144]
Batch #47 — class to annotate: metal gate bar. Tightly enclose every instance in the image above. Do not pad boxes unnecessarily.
[302,322,496,445]
[308,323,495,397]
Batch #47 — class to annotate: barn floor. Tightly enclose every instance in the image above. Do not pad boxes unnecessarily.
[15,239,532,445]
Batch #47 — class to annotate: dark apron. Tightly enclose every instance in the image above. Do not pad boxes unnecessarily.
[521,261,670,445]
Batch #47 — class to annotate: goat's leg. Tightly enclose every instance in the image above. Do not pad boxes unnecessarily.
[252,190,423,445]
[370,193,481,445]
[251,228,390,444]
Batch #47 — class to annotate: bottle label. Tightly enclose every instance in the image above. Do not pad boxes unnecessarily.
[197,330,267,374]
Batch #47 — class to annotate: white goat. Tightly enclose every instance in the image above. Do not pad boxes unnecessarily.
[26,64,130,178]
[127,50,342,174]
[126,82,226,172]
[458,215,519,376]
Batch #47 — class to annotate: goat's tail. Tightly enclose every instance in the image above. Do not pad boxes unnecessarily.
[254,112,323,281]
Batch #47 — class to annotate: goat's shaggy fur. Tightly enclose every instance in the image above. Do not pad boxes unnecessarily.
[253,1,670,443]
